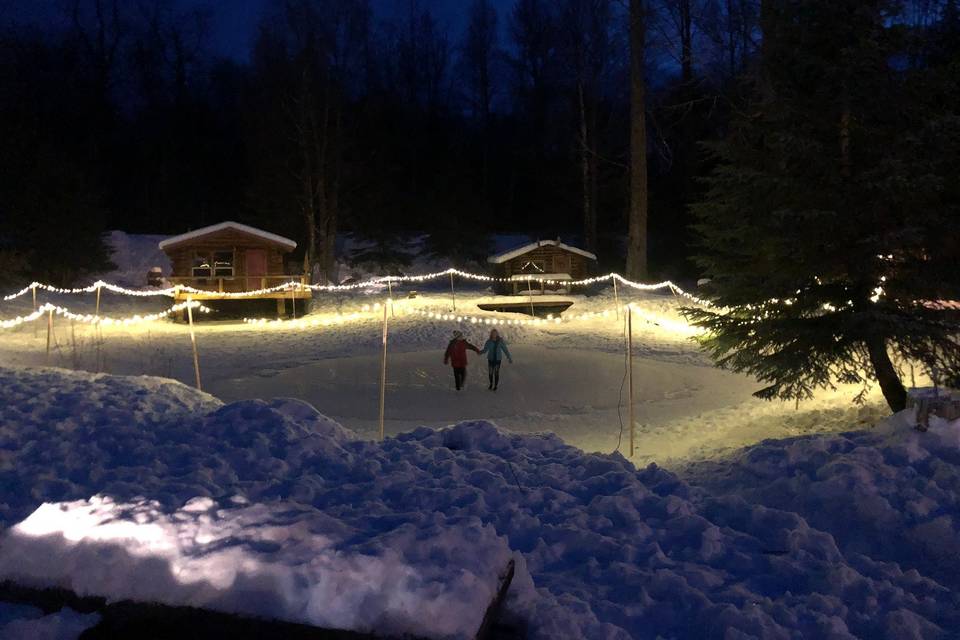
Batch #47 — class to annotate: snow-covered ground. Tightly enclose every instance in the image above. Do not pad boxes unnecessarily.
[0,281,891,466]
[0,231,894,464]
[2,231,948,638]
[0,367,957,639]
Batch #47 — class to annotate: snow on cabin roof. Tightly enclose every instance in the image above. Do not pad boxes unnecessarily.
[158,221,297,252]
[488,240,597,264]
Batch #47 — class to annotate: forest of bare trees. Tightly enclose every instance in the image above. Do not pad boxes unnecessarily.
[1,0,954,287]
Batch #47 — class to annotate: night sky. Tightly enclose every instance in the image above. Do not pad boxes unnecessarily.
[3,0,517,61]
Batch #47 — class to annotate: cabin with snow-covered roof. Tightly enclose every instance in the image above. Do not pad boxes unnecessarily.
[488,239,597,295]
[159,221,309,311]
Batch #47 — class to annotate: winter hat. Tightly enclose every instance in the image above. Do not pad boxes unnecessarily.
[453,330,463,338]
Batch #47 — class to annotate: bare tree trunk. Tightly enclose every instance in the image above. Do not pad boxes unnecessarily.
[313,79,332,284]
[866,335,907,412]
[626,0,648,280]
[726,0,738,77]
[295,71,321,283]
[679,0,693,85]
[324,100,343,283]
[839,108,852,178]
[740,0,753,70]
[578,80,596,253]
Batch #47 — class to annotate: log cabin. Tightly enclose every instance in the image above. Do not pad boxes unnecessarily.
[488,239,597,295]
[158,221,309,314]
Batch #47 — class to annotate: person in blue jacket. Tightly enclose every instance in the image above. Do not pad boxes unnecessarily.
[478,329,513,390]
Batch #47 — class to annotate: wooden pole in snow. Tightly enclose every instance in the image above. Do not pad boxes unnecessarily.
[527,278,535,317]
[186,298,202,391]
[32,286,38,338]
[449,271,457,312]
[613,276,620,320]
[95,284,101,317]
[627,306,635,458]
[290,284,297,320]
[95,318,102,373]
[45,308,53,363]
[378,302,389,441]
[387,278,395,318]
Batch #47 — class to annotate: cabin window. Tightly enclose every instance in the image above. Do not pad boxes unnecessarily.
[213,251,234,277]
[191,254,211,278]
[518,260,546,273]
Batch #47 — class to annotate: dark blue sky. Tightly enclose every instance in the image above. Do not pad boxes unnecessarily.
[4,0,516,61]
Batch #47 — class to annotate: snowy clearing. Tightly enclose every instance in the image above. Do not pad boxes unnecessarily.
[0,233,937,638]
[0,281,890,466]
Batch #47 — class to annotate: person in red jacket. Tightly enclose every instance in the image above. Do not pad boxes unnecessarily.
[443,330,481,390]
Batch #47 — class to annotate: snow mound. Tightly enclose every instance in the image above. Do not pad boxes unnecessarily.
[687,409,960,598]
[0,602,99,640]
[0,496,511,639]
[1,367,960,638]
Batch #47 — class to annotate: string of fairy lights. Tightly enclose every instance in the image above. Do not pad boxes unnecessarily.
[1,269,711,304]
[0,269,712,331]
[0,300,211,330]
[237,300,701,338]
[0,263,902,333]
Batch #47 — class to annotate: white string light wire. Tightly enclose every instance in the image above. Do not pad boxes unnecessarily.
[237,300,701,338]
[3,269,710,302]
[0,301,211,330]
[2,280,304,301]
[0,267,903,313]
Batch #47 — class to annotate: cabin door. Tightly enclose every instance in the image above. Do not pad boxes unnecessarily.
[553,254,571,276]
[245,249,267,289]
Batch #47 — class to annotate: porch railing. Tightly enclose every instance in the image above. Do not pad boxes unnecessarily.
[167,275,308,295]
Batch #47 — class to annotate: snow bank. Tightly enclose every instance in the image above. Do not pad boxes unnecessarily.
[0,367,221,526]
[1,367,959,638]
[0,497,511,639]
[688,410,960,597]
[0,602,99,640]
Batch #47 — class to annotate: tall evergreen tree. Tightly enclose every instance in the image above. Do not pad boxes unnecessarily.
[687,0,960,412]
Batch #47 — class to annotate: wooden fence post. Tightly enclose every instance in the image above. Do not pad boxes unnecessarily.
[387,278,395,318]
[186,298,202,391]
[527,278,535,317]
[45,307,53,364]
[613,276,620,320]
[378,302,389,441]
[449,271,457,312]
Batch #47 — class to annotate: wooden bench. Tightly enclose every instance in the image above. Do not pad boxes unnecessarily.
[907,390,960,431]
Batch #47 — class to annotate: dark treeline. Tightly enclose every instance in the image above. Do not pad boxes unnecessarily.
[0,0,763,285]
[0,0,956,290]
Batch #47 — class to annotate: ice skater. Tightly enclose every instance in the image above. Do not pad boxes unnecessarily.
[478,329,512,391]
[443,330,481,390]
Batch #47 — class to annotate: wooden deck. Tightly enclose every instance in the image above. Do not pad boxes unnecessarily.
[168,275,312,301]
[477,296,574,317]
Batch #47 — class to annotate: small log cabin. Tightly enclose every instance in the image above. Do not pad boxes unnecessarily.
[488,239,597,294]
[158,221,310,312]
